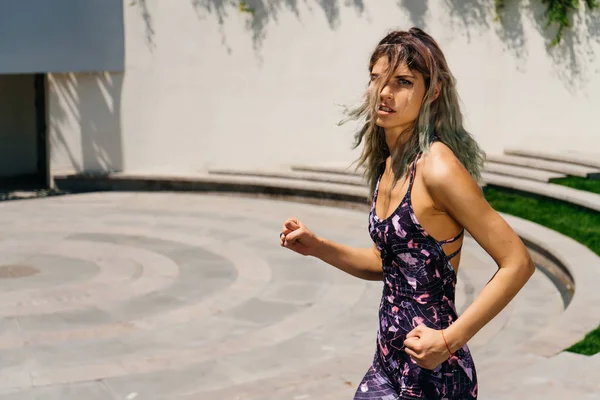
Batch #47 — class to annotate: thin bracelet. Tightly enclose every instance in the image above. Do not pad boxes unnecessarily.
[441,329,454,357]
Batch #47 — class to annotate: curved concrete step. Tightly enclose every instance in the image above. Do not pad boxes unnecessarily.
[505,148,600,169]
[481,172,600,212]
[501,214,600,358]
[486,154,600,178]
[483,161,565,182]
[56,169,600,213]
[208,168,366,186]
[290,163,364,177]
[54,172,370,203]
[484,351,600,399]
[211,169,599,213]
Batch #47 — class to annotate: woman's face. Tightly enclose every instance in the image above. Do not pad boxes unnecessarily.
[369,56,427,133]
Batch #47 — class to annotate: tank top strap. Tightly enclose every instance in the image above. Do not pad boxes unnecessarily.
[439,229,464,245]
[406,153,421,196]
[446,244,463,260]
[441,230,464,260]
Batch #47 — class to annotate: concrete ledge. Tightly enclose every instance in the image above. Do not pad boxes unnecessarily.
[53,173,370,204]
[505,148,600,169]
[290,164,364,176]
[503,214,600,357]
[208,168,366,186]
[482,172,600,212]
[486,154,600,178]
[484,161,565,182]
[55,170,600,213]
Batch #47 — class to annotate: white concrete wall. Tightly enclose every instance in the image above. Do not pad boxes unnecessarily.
[0,75,37,178]
[49,0,600,175]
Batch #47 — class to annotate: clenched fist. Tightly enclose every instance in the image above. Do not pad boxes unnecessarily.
[279,217,322,257]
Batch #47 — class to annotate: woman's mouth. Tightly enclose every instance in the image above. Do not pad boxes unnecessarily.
[377,105,395,115]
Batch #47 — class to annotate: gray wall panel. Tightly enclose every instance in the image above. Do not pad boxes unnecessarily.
[0,0,124,73]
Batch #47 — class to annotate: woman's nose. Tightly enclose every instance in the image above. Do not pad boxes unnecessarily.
[380,83,393,99]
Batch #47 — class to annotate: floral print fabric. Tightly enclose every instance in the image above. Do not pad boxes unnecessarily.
[354,154,478,399]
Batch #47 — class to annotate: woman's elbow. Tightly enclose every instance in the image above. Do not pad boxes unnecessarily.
[522,255,536,280]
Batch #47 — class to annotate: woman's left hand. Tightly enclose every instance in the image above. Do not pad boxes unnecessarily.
[403,324,451,370]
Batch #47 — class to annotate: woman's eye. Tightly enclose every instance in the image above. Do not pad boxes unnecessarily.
[398,79,412,86]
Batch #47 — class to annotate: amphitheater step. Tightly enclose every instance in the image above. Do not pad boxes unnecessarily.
[486,154,600,178]
[290,163,364,177]
[208,168,366,186]
[504,148,600,170]
[483,161,565,182]
[481,172,600,212]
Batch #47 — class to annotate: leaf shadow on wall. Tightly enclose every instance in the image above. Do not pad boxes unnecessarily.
[190,0,366,51]
[133,0,156,50]
[535,5,600,93]
[49,73,124,175]
[411,0,599,92]
[136,0,598,90]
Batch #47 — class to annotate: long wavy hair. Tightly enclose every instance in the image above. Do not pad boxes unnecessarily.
[341,27,485,198]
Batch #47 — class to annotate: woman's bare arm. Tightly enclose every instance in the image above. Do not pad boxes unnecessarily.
[281,218,383,281]
[423,143,535,352]
[313,240,383,281]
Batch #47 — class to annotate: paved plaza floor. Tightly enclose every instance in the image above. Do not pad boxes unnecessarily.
[0,192,595,399]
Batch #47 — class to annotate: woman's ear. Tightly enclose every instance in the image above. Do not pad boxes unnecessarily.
[432,83,441,101]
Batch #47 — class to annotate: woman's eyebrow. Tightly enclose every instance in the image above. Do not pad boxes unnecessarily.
[394,74,415,79]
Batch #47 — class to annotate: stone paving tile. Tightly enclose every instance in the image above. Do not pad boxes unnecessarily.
[15,307,114,332]
[0,317,19,337]
[101,292,187,322]
[104,360,231,399]
[259,281,327,304]
[0,345,30,370]
[266,255,333,283]
[225,297,304,325]
[22,381,118,399]
[24,338,139,370]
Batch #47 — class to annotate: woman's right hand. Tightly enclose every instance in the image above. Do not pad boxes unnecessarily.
[279,217,322,257]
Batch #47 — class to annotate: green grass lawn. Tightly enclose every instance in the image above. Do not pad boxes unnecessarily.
[483,186,600,356]
[550,176,600,195]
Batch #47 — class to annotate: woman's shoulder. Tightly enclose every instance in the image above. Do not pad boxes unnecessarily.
[421,142,462,178]
[420,141,478,194]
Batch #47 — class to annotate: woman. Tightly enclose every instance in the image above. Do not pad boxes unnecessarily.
[279,27,534,399]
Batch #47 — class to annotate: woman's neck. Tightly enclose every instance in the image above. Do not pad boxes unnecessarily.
[385,127,413,154]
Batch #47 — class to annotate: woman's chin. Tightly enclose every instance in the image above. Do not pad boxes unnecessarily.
[374,118,393,128]
[374,118,386,127]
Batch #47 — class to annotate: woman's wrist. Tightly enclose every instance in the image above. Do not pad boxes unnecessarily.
[444,323,470,354]
[311,236,327,258]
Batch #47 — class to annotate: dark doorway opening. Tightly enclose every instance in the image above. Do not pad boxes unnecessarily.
[0,73,49,195]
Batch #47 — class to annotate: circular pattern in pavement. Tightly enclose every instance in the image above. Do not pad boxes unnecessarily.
[0,192,564,399]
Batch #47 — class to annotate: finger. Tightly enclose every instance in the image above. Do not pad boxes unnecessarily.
[282,218,298,232]
[284,229,303,244]
[281,226,292,235]
[403,337,417,351]
[284,218,301,230]
[406,328,420,339]
[404,346,419,360]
